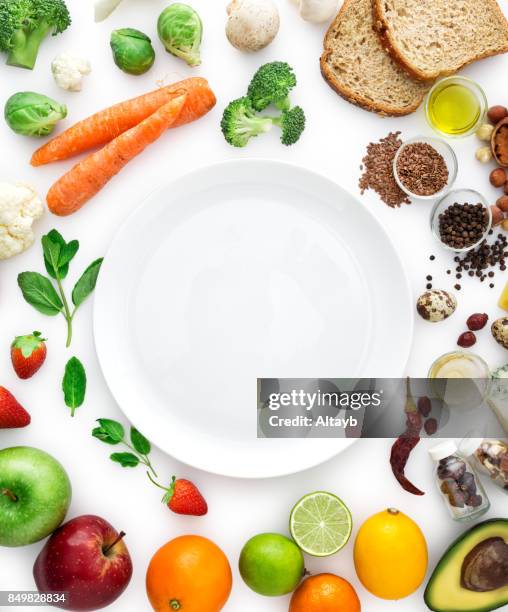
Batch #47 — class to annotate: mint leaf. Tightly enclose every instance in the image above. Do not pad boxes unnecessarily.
[18,272,63,316]
[43,230,79,280]
[93,418,125,444]
[59,240,79,267]
[62,357,86,416]
[72,258,103,307]
[110,452,139,468]
[42,235,61,277]
[130,427,151,455]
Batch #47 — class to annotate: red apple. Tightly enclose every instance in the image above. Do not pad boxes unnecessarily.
[33,515,132,611]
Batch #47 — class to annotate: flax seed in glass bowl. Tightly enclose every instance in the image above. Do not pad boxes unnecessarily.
[393,136,457,201]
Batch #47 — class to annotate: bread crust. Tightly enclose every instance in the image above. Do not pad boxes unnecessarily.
[320,0,426,116]
[373,0,508,81]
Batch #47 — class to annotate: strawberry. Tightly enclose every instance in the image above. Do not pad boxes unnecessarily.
[163,477,208,516]
[0,387,31,428]
[11,331,47,379]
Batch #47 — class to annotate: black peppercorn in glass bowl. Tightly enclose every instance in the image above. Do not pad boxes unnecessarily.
[430,189,492,253]
[393,136,458,200]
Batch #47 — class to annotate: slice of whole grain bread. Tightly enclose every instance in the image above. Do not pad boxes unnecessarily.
[320,0,429,116]
[373,0,508,81]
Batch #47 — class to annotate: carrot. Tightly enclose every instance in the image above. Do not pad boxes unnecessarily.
[31,77,215,166]
[47,94,187,217]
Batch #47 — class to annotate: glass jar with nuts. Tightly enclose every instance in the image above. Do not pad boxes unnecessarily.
[429,440,490,522]
[461,438,508,493]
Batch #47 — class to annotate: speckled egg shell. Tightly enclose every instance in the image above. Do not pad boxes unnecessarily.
[416,290,457,322]
[492,317,508,349]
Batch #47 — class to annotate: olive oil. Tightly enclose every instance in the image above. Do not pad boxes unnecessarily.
[427,81,482,136]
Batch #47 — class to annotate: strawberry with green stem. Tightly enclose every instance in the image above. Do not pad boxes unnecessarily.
[92,419,208,516]
[11,331,47,379]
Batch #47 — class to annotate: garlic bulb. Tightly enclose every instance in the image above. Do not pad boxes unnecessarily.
[292,0,339,23]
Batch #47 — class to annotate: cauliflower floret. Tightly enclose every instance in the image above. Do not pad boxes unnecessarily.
[0,182,44,260]
[95,0,124,22]
[52,52,91,92]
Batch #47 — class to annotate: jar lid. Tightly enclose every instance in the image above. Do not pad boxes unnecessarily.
[429,439,458,461]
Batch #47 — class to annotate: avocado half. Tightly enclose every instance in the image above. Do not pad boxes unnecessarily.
[425,519,508,612]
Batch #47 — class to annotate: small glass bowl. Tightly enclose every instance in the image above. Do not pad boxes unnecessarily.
[428,351,492,410]
[430,188,492,253]
[393,136,457,200]
[428,351,491,379]
[425,76,487,139]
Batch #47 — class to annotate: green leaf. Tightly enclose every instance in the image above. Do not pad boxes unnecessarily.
[110,452,140,468]
[42,235,61,277]
[17,272,63,316]
[62,357,86,416]
[72,258,103,307]
[59,240,79,267]
[130,427,151,455]
[43,230,79,280]
[92,418,125,444]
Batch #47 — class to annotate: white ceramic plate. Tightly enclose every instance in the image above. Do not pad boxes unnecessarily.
[94,160,413,478]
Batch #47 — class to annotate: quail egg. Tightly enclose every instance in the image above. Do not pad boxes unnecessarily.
[417,290,457,322]
[492,317,508,349]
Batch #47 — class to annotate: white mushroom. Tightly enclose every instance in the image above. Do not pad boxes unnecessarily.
[291,0,339,23]
[226,0,280,52]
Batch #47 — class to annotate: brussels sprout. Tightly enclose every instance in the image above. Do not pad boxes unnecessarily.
[157,3,203,67]
[110,28,156,75]
[4,92,67,137]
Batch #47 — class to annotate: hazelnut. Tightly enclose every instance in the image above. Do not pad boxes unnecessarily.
[488,105,508,124]
[492,119,508,167]
[476,123,495,141]
[490,167,507,187]
[457,331,477,348]
[490,205,505,226]
[476,146,493,163]
[467,313,489,331]
[417,396,432,417]
[496,195,508,212]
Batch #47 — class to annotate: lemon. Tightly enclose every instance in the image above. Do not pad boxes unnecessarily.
[354,508,428,599]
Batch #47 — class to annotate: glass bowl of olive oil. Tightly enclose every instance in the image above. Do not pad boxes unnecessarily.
[425,77,487,138]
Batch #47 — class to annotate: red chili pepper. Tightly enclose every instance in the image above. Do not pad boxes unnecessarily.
[390,434,425,496]
[389,378,425,496]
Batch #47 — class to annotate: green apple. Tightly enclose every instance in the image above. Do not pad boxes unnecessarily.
[0,447,72,547]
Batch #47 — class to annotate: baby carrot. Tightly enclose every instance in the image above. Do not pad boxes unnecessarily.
[31,77,215,166]
[47,94,187,217]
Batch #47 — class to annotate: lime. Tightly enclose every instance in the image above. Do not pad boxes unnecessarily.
[290,491,352,557]
[239,533,304,596]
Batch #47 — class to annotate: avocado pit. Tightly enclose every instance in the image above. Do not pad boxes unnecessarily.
[461,537,508,592]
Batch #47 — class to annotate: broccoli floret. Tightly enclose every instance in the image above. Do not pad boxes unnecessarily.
[0,0,71,70]
[221,97,273,148]
[247,61,297,112]
[273,106,306,146]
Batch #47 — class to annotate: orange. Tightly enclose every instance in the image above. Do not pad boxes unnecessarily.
[289,574,361,612]
[146,535,232,612]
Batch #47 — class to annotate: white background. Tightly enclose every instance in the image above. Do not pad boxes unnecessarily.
[1,0,508,610]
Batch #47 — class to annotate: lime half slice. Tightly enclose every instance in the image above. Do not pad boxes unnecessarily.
[290,491,352,557]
